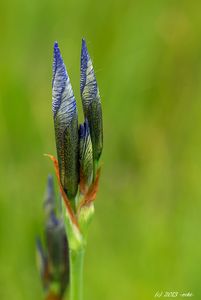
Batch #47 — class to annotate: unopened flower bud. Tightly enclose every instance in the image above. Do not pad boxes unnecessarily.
[80,39,103,164]
[52,42,79,201]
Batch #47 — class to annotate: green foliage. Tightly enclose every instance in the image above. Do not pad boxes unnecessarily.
[1,0,201,299]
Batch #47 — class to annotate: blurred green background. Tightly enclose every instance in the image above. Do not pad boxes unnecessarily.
[1,0,201,299]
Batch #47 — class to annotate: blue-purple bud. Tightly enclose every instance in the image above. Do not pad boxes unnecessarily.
[52,42,79,201]
[80,39,103,163]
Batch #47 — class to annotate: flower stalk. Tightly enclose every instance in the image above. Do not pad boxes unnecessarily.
[69,249,85,300]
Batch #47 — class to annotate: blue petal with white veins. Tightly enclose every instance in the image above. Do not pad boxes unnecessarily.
[52,42,79,200]
[52,42,77,125]
[80,38,99,108]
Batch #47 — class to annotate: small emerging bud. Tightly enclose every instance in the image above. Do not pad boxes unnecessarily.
[45,212,69,296]
[52,42,79,202]
[36,176,69,298]
[79,120,93,190]
[80,39,103,164]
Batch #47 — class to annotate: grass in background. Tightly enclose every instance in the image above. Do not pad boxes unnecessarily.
[1,0,201,299]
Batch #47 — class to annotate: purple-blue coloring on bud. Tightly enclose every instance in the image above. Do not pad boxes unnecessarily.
[80,39,103,163]
[52,42,79,201]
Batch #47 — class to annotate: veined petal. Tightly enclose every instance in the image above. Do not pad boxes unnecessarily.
[80,39,103,163]
[52,42,67,116]
[52,42,79,200]
[52,42,77,128]
[79,120,93,189]
[80,38,100,109]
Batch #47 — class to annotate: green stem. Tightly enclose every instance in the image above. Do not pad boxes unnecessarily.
[69,248,85,300]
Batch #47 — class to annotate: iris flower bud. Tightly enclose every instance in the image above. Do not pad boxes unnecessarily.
[36,175,69,298]
[80,39,103,164]
[45,212,69,296]
[79,119,93,190]
[52,42,79,201]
